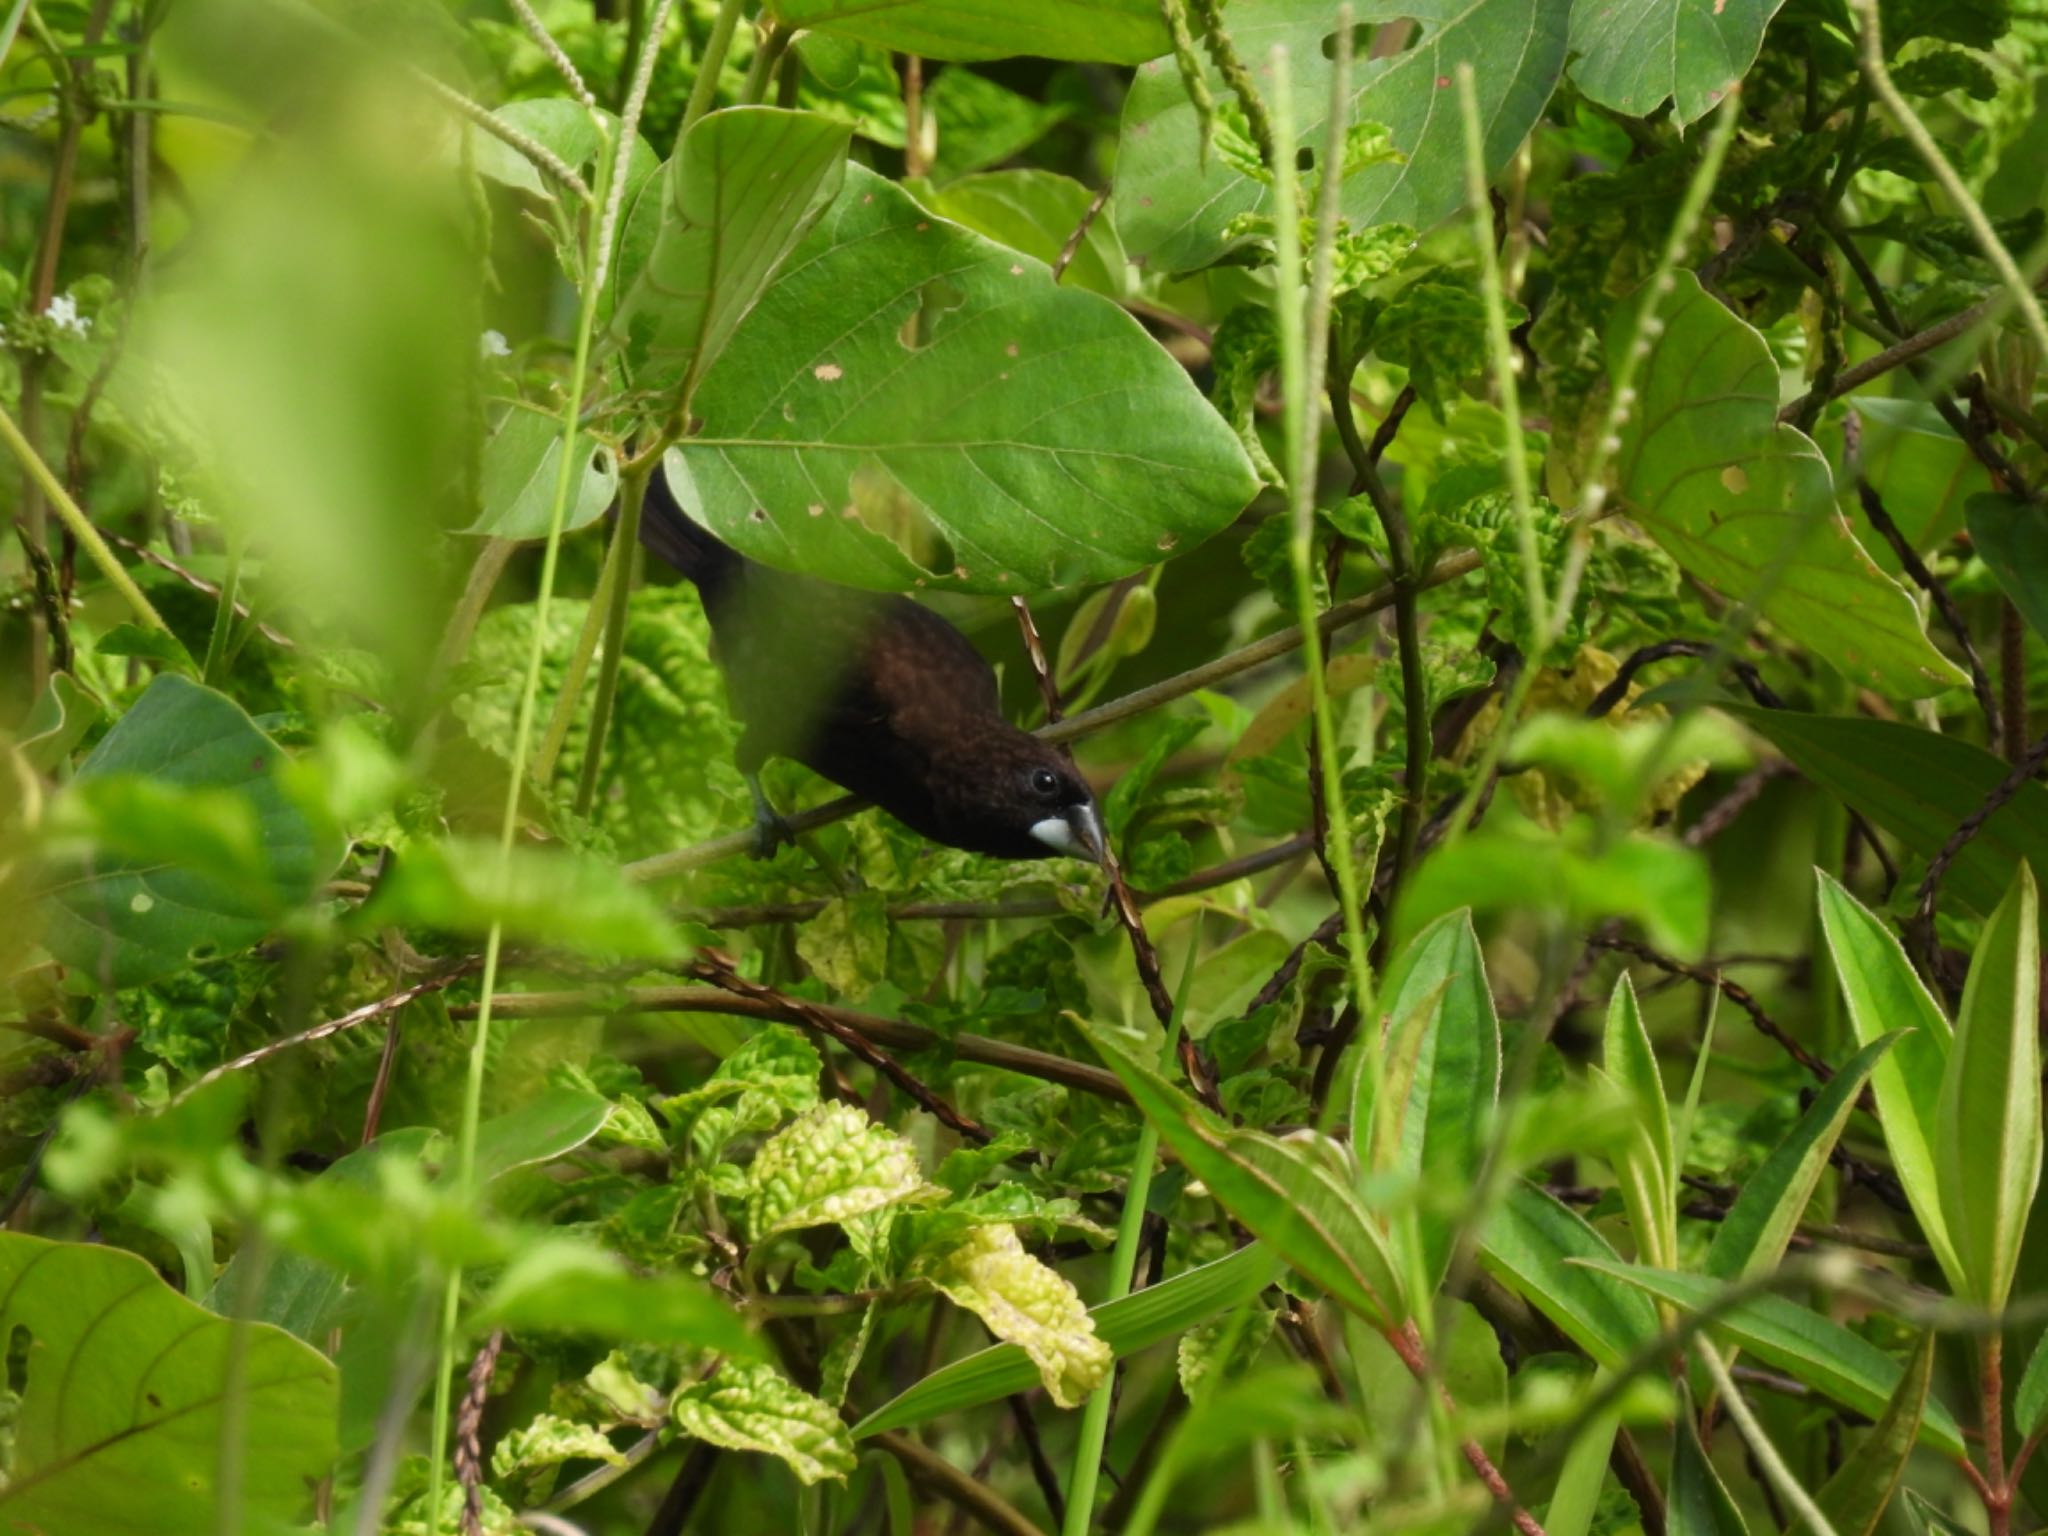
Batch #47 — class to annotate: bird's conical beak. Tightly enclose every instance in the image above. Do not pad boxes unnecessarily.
[1068,801,1107,864]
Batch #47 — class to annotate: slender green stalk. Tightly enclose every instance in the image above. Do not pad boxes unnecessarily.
[201,535,243,685]
[1849,0,2048,361]
[421,110,622,1536]
[678,0,746,145]
[533,521,622,785]
[738,18,788,106]
[1062,945,1199,1534]
[573,460,650,815]
[1268,35,1379,1105]
[1696,1342,1841,1536]
[1439,83,1740,847]
[0,401,169,633]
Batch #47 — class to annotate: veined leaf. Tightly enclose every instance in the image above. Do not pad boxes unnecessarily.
[1113,0,1573,273]
[1796,1331,1935,1536]
[613,107,850,401]
[671,165,1258,595]
[1704,1032,1900,1281]
[0,1232,337,1534]
[1936,861,2042,1309]
[1742,712,2048,921]
[40,676,338,988]
[1813,871,1959,1288]
[1601,974,1676,1271]
[745,1103,939,1239]
[1575,1261,1966,1455]
[1099,1038,1406,1328]
[1612,273,1963,699]
[853,1241,1283,1436]
[1569,0,1788,124]
[767,0,1169,64]
[673,1360,855,1485]
[908,170,1133,301]
[1477,1180,1659,1368]
[1355,908,1502,1286]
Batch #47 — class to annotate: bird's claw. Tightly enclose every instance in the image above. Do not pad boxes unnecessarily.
[750,808,796,859]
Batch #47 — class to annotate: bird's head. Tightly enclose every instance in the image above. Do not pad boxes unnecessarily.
[932,731,1105,862]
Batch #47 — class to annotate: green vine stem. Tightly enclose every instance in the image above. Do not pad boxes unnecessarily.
[573,460,650,816]
[1267,29,1380,1108]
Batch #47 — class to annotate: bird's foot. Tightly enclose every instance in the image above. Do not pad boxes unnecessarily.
[750,808,797,860]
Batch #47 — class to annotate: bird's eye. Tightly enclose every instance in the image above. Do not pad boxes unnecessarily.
[1030,768,1060,798]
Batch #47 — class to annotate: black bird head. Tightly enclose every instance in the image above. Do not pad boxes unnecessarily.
[928,729,1105,863]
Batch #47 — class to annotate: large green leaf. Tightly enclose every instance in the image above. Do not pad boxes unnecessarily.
[1099,1040,1407,1328]
[908,169,1134,300]
[1812,872,1960,1288]
[1965,492,2048,645]
[613,107,851,401]
[1354,908,1502,1285]
[1797,1331,1934,1536]
[1936,862,2042,1309]
[1578,1262,1966,1455]
[1704,1032,1898,1281]
[1816,398,1990,565]
[1735,709,2048,921]
[0,1232,337,1533]
[767,0,1168,63]
[670,165,1257,593]
[1568,0,1788,125]
[1612,274,1963,699]
[1113,0,1573,272]
[39,675,337,987]
[853,1241,1282,1436]
[1476,1180,1659,1368]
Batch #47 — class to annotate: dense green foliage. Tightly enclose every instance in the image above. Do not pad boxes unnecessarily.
[4,1,2048,1534]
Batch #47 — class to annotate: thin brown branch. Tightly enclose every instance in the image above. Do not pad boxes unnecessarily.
[1386,1320,1546,1536]
[457,1329,505,1536]
[624,552,1486,882]
[691,950,992,1142]
[871,1429,1051,1536]
[102,531,297,649]
[1007,1393,1067,1527]
[1843,410,2000,743]
[1052,186,1111,285]
[2001,602,2028,765]
[1590,934,1834,1085]
[1914,726,2048,943]
[1683,761,1796,847]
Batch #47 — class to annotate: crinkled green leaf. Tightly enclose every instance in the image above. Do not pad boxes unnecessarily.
[1705,1031,1899,1281]
[614,107,850,400]
[490,1412,626,1487]
[1936,861,2042,1308]
[673,1360,856,1485]
[1477,1180,1658,1368]
[1612,273,1963,698]
[854,1241,1282,1436]
[0,1232,337,1534]
[358,836,683,958]
[1114,0,1572,273]
[746,1103,937,1239]
[1177,1305,1279,1398]
[796,891,891,1000]
[1374,278,1518,417]
[661,1024,823,1161]
[672,165,1257,594]
[1568,0,1786,124]
[40,675,338,988]
[923,1222,1111,1407]
[767,0,1168,63]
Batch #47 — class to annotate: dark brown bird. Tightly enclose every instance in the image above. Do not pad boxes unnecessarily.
[640,468,1105,862]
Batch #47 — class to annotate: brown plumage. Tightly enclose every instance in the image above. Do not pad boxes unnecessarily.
[640,467,1105,861]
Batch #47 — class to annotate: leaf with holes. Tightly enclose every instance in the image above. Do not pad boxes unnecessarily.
[1113,0,1573,273]
[37,676,338,988]
[669,165,1257,594]
[1568,0,1788,125]
[0,1231,338,1533]
[766,0,1168,63]
[613,107,850,403]
[1612,274,1964,698]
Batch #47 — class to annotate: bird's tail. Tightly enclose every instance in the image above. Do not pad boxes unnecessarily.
[640,464,741,596]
